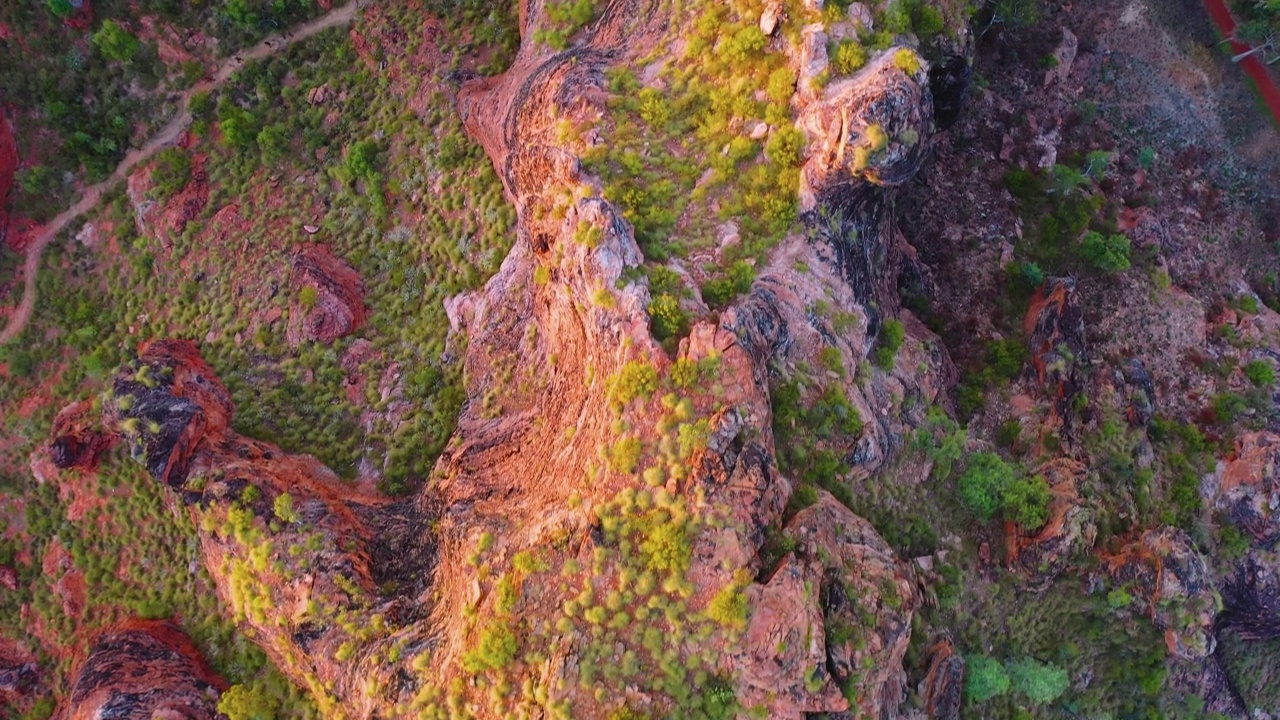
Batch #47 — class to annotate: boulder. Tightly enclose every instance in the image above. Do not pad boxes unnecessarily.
[1212,432,1280,546]
[759,2,783,35]
[919,640,963,720]
[286,242,368,347]
[798,24,829,96]
[788,493,919,719]
[798,48,933,201]
[48,400,114,470]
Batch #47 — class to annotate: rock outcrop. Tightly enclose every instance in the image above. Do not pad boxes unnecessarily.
[286,242,367,347]
[68,620,226,720]
[49,400,114,470]
[1024,277,1087,430]
[1006,457,1095,586]
[1102,528,1220,659]
[1211,432,1280,546]
[55,0,968,715]
[919,639,963,720]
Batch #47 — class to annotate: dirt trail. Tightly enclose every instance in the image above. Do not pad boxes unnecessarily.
[1202,0,1280,125]
[0,2,359,346]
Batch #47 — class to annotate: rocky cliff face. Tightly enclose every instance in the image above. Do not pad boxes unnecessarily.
[52,0,971,717]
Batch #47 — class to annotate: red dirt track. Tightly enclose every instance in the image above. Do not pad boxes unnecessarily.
[0,110,16,248]
[1202,0,1280,125]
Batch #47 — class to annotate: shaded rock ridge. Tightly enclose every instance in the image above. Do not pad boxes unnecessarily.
[919,639,963,720]
[55,0,970,717]
[1024,277,1088,432]
[67,619,227,720]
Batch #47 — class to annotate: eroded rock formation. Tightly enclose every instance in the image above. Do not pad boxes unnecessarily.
[67,620,226,720]
[287,242,368,346]
[52,0,972,716]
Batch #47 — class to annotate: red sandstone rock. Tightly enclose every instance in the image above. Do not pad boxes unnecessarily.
[68,620,226,720]
[286,242,367,346]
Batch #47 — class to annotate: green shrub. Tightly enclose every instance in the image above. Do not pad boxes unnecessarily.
[272,493,299,524]
[701,260,756,309]
[1002,475,1051,529]
[765,126,806,167]
[217,683,279,720]
[648,294,689,341]
[965,655,1010,702]
[893,48,922,75]
[1211,392,1247,425]
[189,91,215,120]
[344,139,380,181]
[705,578,748,629]
[462,622,518,673]
[536,0,595,49]
[766,67,796,104]
[873,317,906,369]
[93,20,141,62]
[149,148,192,201]
[1244,359,1276,387]
[298,286,318,310]
[609,361,659,409]
[718,25,768,65]
[830,40,867,75]
[670,358,698,388]
[608,437,643,474]
[1006,657,1070,703]
[1080,231,1131,272]
[958,452,1016,523]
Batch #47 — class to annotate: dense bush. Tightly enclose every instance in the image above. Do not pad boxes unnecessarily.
[1079,231,1131,272]
[873,317,906,369]
[965,655,1010,702]
[1244,359,1276,387]
[93,20,141,62]
[958,452,1012,523]
[1006,657,1070,703]
[149,148,192,201]
[958,452,1050,527]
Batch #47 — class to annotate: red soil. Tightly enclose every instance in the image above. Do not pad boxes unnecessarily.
[1202,0,1280,125]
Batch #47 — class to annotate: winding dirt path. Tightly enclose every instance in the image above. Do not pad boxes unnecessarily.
[1202,0,1280,125]
[0,2,359,345]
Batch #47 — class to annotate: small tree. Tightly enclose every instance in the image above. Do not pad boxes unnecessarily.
[93,20,141,62]
[1006,657,1070,703]
[1080,231,1131,272]
[958,452,1016,523]
[965,655,1010,703]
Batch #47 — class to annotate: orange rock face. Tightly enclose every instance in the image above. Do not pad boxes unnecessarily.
[67,620,226,720]
[919,640,963,720]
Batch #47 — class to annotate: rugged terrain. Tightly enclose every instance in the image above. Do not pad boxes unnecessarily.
[2,0,1280,718]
